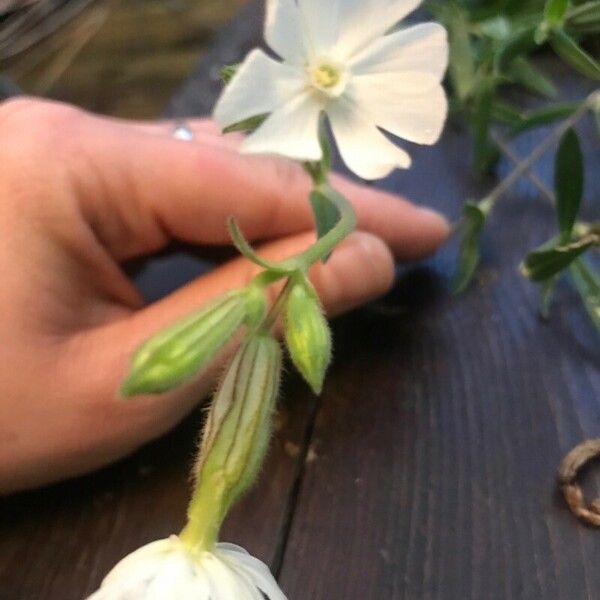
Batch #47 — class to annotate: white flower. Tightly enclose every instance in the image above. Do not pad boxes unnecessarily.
[87,536,286,600]
[214,0,449,180]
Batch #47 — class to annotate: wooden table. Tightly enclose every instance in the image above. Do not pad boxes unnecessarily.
[1,2,599,598]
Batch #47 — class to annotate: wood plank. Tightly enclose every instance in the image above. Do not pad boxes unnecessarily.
[278,65,600,598]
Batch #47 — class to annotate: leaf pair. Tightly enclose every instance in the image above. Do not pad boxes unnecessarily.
[521,128,600,331]
[521,128,586,283]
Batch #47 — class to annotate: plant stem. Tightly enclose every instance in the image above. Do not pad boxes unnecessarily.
[259,277,295,333]
[295,190,357,269]
[483,91,597,210]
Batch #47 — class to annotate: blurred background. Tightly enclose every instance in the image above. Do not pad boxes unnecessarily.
[0,0,244,117]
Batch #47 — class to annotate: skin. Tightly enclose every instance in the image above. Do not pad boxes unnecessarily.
[0,97,449,494]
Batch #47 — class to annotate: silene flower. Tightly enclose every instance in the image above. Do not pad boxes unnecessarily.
[214,0,449,180]
[87,536,286,600]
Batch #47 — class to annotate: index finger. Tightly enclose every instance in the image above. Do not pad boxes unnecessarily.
[66,108,449,261]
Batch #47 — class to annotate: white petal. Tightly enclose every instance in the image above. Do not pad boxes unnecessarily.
[300,0,422,59]
[146,553,196,600]
[189,569,212,600]
[215,542,250,555]
[100,539,172,588]
[213,49,304,128]
[327,98,412,180]
[297,0,344,57]
[218,546,287,600]
[241,92,322,161]
[351,22,449,80]
[265,0,307,63]
[350,74,448,144]
[85,589,110,600]
[202,553,248,600]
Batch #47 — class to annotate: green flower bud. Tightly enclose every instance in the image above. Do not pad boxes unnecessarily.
[121,291,250,397]
[284,275,332,395]
[181,334,282,549]
[243,282,268,329]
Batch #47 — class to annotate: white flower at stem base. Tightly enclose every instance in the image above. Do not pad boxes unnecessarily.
[86,535,286,600]
[214,0,449,180]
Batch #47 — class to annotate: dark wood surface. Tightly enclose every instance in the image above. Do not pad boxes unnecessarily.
[1,2,599,598]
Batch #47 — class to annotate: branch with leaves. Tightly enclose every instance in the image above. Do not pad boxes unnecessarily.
[427,0,600,332]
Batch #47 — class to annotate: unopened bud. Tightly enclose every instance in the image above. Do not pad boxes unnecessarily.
[243,282,268,329]
[183,335,282,546]
[121,291,249,397]
[284,276,332,395]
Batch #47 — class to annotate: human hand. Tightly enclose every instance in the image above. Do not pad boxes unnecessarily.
[0,98,449,493]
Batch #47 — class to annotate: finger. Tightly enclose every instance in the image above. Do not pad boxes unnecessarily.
[44,104,448,261]
[140,118,448,259]
[66,230,394,453]
[131,229,396,331]
[125,118,246,150]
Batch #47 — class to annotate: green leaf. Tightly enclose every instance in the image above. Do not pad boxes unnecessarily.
[555,128,584,237]
[534,21,551,45]
[446,2,477,101]
[521,235,599,281]
[309,184,343,261]
[549,29,600,80]
[544,0,569,25]
[452,200,490,294]
[491,100,525,126]
[508,57,558,98]
[566,1,600,33]
[509,101,581,136]
[472,81,499,174]
[223,114,267,134]
[570,259,600,331]
[220,64,240,84]
[495,25,537,71]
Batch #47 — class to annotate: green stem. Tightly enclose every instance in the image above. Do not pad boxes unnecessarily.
[482,91,597,211]
[234,180,356,278]
[294,188,357,269]
[259,277,295,333]
[180,477,226,552]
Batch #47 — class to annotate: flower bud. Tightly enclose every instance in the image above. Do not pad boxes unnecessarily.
[121,291,250,397]
[243,282,268,329]
[198,334,282,499]
[87,536,287,600]
[182,334,282,548]
[284,275,332,395]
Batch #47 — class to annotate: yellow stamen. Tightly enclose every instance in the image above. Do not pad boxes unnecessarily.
[313,63,341,89]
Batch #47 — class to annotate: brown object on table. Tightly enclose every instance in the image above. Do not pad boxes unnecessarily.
[558,439,600,527]
[1,2,599,599]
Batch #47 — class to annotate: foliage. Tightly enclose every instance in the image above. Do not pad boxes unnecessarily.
[428,0,600,332]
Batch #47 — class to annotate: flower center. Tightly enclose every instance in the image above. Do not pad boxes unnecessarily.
[309,60,347,97]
